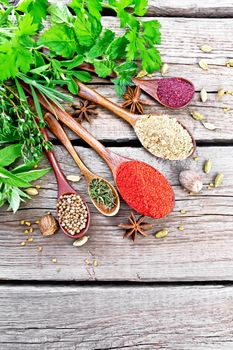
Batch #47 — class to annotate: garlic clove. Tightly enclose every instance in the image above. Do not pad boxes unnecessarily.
[179,170,203,193]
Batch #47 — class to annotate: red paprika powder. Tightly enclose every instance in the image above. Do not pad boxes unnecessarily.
[116,160,174,218]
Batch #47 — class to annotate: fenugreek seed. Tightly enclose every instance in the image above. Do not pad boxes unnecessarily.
[27,238,33,243]
[226,90,233,95]
[20,242,26,246]
[178,226,185,231]
[226,59,233,67]
[56,268,61,273]
[200,88,208,103]
[214,173,224,188]
[200,44,213,53]
[223,107,231,113]
[93,260,98,267]
[180,209,186,214]
[24,188,39,196]
[25,221,31,226]
[35,220,40,224]
[191,111,205,121]
[216,89,225,101]
[34,164,38,169]
[161,63,169,76]
[52,258,57,263]
[66,175,81,182]
[35,185,41,189]
[198,60,208,70]
[155,229,169,239]
[193,156,199,161]
[21,220,25,225]
[136,70,148,78]
[73,236,89,247]
[202,122,216,131]
[204,160,212,174]
[29,228,33,233]
[38,246,43,252]
[24,230,29,234]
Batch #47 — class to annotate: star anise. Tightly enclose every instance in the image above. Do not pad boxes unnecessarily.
[119,212,153,241]
[122,86,148,114]
[71,100,98,123]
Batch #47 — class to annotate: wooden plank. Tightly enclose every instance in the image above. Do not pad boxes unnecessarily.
[1,284,233,349]
[60,85,233,143]
[0,145,233,282]
[52,0,233,17]
[147,0,233,17]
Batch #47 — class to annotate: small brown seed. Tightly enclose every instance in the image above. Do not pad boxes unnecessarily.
[136,70,148,78]
[191,111,205,121]
[21,220,25,225]
[226,59,233,67]
[93,260,98,267]
[180,209,186,214]
[216,89,225,101]
[178,226,185,231]
[20,242,26,246]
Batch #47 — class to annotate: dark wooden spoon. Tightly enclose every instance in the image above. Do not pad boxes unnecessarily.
[40,128,90,238]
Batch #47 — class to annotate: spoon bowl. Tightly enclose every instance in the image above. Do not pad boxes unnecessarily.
[132,77,195,109]
[44,112,120,217]
[40,128,91,238]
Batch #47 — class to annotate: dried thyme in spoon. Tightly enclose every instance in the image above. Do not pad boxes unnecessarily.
[89,179,116,210]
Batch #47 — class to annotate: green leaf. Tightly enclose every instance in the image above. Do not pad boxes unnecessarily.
[15,78,27,101]
[67,77,79,95]
[18,13,38,36]
[71,71,92,82]
[8,187,21,213]
[48,3,73,25]
[12,159,40,174]
[0,144,22,167]
[141,47,162,73]
[0,167,31,188]
[142,20,161,45]
[74,13,102,47]
[114,61,137,76]
[16,168,50,182]
[94,60,114,78]
[30,85,43,120]
[1,0,9,5]
[134,0,148,16]
[17,0,48,25]
[60,55,84,69]
[106,36,128,60]
[39,24,77,58]
[87,29,115,60]
[30,64,50,75]
[86,0,102,20]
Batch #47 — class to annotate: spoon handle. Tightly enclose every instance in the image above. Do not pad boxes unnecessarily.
[44,113,92,179]
[40,128,74,196]
[76,81,138,126]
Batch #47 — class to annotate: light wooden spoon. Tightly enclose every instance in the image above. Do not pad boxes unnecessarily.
[44,112,120,217]
[76,81,196,160]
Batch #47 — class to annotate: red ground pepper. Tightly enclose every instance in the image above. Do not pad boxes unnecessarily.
[116,160,174,218]
[157,78,194,108]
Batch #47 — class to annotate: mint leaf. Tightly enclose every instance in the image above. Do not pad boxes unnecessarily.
[71,71,92,82]
[86,0,102,19]
[8,188,21,213]
[106,36,128,60]
[0,167,30,188]
[48,3,73,25]
[67,77,79,95]
[60,55,84,69]
[39,24,76,58]
[16,168,50,182]
[0,144,22,167]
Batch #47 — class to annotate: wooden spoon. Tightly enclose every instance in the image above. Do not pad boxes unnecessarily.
[132,77,195,109]
[44,112,120,217]
[41,128,90,238]
[76,81,196,160]
[22,83,174,218]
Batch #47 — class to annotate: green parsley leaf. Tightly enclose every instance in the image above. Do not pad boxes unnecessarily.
[48,3,73,26]
[17,13,38,36]
[134,0,148,16]
[87,29,115,60]
[17,0,48,25]
[39,24,76,58]
[74,12,102,47]
[142,20,161,45]
[94,60,114,78]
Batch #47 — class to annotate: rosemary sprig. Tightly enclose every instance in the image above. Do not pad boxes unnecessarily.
[89,179,116,210]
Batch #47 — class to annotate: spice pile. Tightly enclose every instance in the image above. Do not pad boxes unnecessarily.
[89,179,116,210]
[135,115,194,160]
[157,78,194,108]
[57,194,88,235]
[116,160,174,218]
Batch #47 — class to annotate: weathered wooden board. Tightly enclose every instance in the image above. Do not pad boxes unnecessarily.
[1,284,233,349]
[52,0,233,18]
[0,145,233,282]
[59,85,233,143]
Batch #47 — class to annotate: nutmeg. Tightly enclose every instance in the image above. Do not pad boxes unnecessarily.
[179,170,203,193]
[39,213,59,237]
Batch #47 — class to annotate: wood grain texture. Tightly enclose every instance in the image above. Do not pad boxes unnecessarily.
[0,145,232,282]
[60,85,233,143]
[1,284,233,349]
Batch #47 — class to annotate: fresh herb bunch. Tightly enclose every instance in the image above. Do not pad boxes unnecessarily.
[89,178,116,210]
[0,143,50,212]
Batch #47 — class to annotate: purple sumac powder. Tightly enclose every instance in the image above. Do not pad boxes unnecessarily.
[157,78,194,108]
